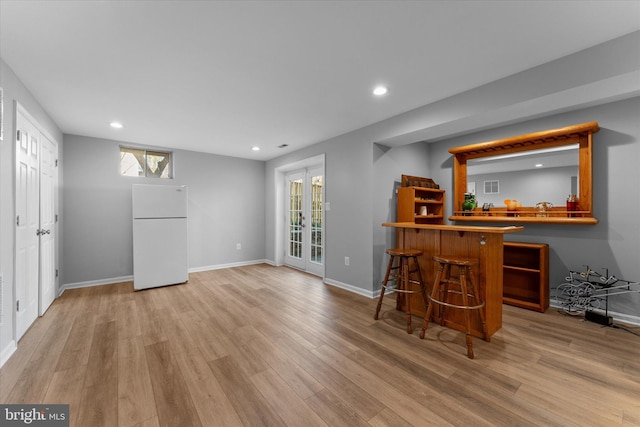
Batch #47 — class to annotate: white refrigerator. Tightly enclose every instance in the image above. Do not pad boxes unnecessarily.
[132,184,188,290]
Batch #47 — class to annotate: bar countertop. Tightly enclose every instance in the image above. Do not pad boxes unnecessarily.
[382,222,525,234]
[381,221,524,338]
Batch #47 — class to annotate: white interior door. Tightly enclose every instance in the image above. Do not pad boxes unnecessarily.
[15,104,58,339]
[39,133,57,315]
[15,109,40,339]
[284,167,324,276]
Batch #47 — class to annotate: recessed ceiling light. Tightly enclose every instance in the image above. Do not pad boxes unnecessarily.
[251,146,260,151]
[535,163,543,168]
[109,121,123,129]
[373,85,389,96]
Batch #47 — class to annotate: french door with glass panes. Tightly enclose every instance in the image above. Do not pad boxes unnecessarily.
[284,167,323,276]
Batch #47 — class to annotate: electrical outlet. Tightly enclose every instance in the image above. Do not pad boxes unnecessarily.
[236,243,241,250]
[344,256,350,266]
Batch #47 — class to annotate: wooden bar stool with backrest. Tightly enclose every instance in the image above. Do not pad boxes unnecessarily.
[374,248,428,334]
[419,255,489,358]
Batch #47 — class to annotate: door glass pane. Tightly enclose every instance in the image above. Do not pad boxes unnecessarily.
[288,178,303,259]
[310,175,323,265]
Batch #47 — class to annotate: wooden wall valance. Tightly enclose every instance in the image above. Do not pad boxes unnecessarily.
[449,122,599,224]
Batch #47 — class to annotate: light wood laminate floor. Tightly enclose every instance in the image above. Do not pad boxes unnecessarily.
[1,264,639,426]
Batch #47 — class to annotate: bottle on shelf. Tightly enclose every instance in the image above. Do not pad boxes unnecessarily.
[566,194,578,217]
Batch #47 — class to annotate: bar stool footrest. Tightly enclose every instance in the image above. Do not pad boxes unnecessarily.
[427,295,485,310]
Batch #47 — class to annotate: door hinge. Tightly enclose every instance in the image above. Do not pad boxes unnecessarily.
[16,300,20,312]
[16,215,20,226]
[55,214,58,223]
[56,269,59,278]
[55,159,58,167]
[17,130,21,141]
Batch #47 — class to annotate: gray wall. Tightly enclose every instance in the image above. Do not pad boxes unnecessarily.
[0,59,63,361]
[372,142,431,287]
[2,30,639,365]
[62,135,265,286]
[264,123,432,296]
[265,128,375,293]
[388,97,640,319]
[265,32,640,310]
[469,98,640,319]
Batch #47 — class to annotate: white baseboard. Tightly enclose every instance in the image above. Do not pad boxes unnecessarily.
[59,275,134,296]
[59,260,272,295]
[0,340,17,369]
[188,259,271,273]
[550,300,640,326]
[323,277,394,299]
[57,271,640,327]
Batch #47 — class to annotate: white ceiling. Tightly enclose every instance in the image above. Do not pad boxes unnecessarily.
[1,1,639,161]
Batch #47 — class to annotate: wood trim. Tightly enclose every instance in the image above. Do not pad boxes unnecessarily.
[448,122,600,157]
[449,122,599,224]
[448,215,599,225]
[382,222,524,234]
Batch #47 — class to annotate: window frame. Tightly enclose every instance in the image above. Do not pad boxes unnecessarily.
[120,145,174,179]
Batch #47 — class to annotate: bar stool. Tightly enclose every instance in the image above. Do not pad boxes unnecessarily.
[419,255,489,359]
[374,248,428,334]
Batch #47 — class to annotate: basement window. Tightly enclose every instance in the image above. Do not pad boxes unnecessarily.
[120,147,173,178]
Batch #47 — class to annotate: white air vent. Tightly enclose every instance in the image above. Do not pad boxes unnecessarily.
[484,180,499,194]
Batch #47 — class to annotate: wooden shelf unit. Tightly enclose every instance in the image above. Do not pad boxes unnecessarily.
[449,122,599,224]
[397,187,445,225]
[503,242,549,312]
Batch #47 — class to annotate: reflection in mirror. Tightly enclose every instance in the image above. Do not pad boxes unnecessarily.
[449,121,599,224]
[467,144,578,208]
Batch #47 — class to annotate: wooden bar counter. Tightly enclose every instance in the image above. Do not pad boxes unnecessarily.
[382,222,524,338]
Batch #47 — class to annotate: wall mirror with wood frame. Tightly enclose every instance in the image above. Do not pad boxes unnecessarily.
[449,122,600,224]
